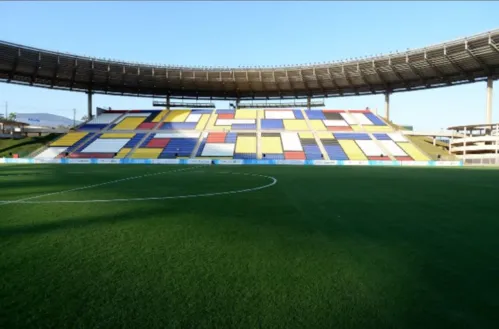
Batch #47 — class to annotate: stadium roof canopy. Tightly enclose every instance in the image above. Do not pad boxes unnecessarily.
[1,30,499,100]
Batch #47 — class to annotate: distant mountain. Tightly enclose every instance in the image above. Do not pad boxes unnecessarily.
[15,113,81,128]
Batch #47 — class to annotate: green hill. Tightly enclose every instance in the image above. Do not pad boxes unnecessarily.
[0,134,60,158]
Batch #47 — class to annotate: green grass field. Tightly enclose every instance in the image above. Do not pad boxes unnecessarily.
[1,164,499,329]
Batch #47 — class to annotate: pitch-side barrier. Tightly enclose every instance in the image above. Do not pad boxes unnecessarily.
[0,158,463,167]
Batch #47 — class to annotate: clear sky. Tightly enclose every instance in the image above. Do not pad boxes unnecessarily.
[1,1,498,130]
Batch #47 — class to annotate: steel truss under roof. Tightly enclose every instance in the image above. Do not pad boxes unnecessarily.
[1,30,499,100]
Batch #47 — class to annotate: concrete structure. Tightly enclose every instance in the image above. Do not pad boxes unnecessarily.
[447,123,499,165]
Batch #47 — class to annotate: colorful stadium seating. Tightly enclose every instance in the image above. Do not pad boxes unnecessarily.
[34,108,429,161]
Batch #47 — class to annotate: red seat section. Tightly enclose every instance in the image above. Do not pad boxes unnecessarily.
[368,156,391,160]
[137,122,157,130]
[327,126,353,131]
[69,153,115,158]
[146,138,170,148]
[396,156,414,161]
[218,113,234,119]
[284,151,306,160]
[349,109,370,113]
[207,132,227,143]
[323,110,346,113]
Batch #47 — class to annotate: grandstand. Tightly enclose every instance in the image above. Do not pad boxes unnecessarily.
[33,108,430,162]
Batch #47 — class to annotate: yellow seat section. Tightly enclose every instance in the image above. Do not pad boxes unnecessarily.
[153,110,169,122]
[50,132,88,147]
[101,133,135,139]
[195,114,210,130]
[283,120,308,131]
[130,148,162,159]
[235,109,258,119]
[339,140,368,160]
[317,132,334,139]
[299,132,314,139]
[113,117,146,130]
[235,136,257,153]
[351,125,363,132]
[261,137,283,154]
[398,143,429,161]
[164,110,191,122]
[363,125,394,132]
[114,148,132,159]
[309,120,326,131]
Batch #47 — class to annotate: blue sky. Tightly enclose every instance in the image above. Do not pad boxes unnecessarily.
[0,1,498,130]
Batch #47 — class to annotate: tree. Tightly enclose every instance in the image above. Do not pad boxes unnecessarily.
[8,112,16,121]
[81,115,89,122]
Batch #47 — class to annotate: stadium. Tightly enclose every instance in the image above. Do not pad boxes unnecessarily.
[1,2,499,329]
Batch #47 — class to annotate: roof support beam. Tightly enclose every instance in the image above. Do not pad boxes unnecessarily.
[259,71,269,99]
[313,67,327,97]
[272,70,283,98]
[405,54,428,87]
[342,64,358,95]
[327,67,343,96]
[424,51,450,86]
[30,52,41,86]
[51,55,60,88]
[443,46,474,82]
[299,69,311,95]
[488,36,499,55]
[388,57,410,90]
[136,66,141,92]
[357,63,375,94]
[7,48,21,83]
[70,59,78,91]
[105,64,110,93]
[121,65,126,95]
[465,40,491,75]
[246,71,255,99]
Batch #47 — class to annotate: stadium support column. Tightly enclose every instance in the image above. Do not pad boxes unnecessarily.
[486,77,493,124]
[87,90,93,120]
[384,92,390,121]
[236,97,240,109]
[166,95,171,110]
[307,96,311,110]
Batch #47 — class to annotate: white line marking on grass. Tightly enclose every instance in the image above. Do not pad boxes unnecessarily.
[0,171,277,204]
[0,166,203,206]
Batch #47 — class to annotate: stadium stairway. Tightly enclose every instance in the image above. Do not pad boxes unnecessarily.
[31,108,432,162]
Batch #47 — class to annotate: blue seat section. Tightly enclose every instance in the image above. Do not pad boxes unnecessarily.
[263,154,285,160]
[79,124,108,131]
[306,111,326,120]
[191,109,213,114]
[73,133,101,153]
[324,145,349,160]
[232,124,256,130]
[334,133,371,140]
[124,133,147,148]
[303,145,323,160]
[365,113,386,125]
[160,122,197,130]
[225,132,237,143]
[216,109,235,114]
[373,133,391,140]
[65,133,95,153]
[234,153,257,159]
[160,138,198,158]
[261,119,284,130]
[196,138,207,157]
[293,110,304,119]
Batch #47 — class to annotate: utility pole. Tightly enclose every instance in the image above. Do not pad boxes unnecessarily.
[73,108,76,128]
[4,101,7,119]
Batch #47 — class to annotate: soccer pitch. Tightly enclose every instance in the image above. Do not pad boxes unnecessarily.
[1,164,499,329]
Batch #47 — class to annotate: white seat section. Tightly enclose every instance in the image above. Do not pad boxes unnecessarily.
[388,132,407,142]
[340,113,357,125]
[265,110,295,119]
[281,132,303,151]
[113,113,150,124]
[216,119,256,125]
[154,132,200,139]
[352,113,373,125]
[201,143,235,157]
[323,120,349,127]
[88,113,122,125]
[35,147,68,159]
[185,113,202,123]
[380,140,408,156]
[81,139,130,153]
[356,140,386,156]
